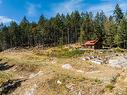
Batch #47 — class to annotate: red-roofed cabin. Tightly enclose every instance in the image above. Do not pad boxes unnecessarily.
[83,40,101,49]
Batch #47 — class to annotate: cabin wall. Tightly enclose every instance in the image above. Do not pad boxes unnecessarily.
[85,46,95,49]
[95,42,102,49]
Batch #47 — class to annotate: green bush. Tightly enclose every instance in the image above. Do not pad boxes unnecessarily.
[94,78,102,84]
[52,49,85,58]
[62,49,85,57]
[105,84,115,91]
[112,47,124,53]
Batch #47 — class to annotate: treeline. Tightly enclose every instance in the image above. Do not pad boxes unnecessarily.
[0,4,127,51]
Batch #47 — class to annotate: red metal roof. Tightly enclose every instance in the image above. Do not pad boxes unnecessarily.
[84,40,98,46]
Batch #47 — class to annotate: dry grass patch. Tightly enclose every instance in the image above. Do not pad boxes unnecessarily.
[105,84,115,92]
[0,72,13,85]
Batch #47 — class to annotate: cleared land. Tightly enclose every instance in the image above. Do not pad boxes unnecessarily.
[0,46,127,95]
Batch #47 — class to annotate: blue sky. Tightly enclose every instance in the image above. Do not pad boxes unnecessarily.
[0,0,127,24]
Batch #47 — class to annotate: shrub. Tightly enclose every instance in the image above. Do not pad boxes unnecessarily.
[94,78,102,84]
[112,48,124,53]
[105,84,115,91]
[53,49,85,58]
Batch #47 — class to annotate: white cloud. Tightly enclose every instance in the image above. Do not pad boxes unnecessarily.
[52,0,84,15]
[88,4,114,15]
[26,2,41,17]
[120,3,127,13]
[0,16,14,24]
[88,2,127,16]
[49,0,127,17]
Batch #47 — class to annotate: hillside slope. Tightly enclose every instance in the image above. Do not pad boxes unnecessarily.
[0,47,127,95]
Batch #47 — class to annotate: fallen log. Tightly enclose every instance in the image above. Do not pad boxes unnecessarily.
[0,79,26,95]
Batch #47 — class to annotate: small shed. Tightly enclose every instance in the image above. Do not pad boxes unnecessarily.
[83,39,101,49]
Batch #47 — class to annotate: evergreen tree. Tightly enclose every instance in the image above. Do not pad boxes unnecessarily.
[119,18,127,48]
[0,5,126,51]
[104,17,117,47]
[94,11,106,48]
[20,16,30,46]
[9,21,21,47]
[114,4,123,23]
[82,12,95,40]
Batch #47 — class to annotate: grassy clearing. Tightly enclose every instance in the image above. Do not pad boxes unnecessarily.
[34,48,86,58]
[0,47,124,73]
[47,74,85,95]
[45,64,91,95]
[0,47,123,95]
[54,49,85,58]
[31,46,126,60]
[45,66,104,95]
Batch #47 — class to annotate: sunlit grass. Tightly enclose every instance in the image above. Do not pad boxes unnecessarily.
[0,72,13,84]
